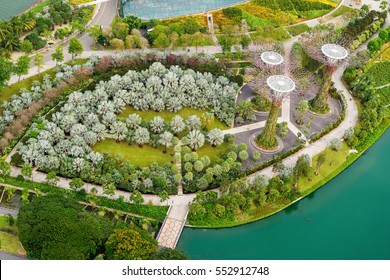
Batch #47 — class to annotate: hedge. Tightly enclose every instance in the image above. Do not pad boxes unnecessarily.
[2,176,168,221]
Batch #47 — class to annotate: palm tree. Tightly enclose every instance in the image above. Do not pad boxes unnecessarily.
[187,130,205,151]
[207,128,224,147]
[170,115,185,135]
[133,127,150,147]
[296,100,309,125]
[3,34,20,52]
[158,131,173,153]
[110,121,128,142]
[0,21,11,43]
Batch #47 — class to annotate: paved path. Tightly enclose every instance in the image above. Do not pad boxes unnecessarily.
[0,251,27,260]
[0,207,18,218]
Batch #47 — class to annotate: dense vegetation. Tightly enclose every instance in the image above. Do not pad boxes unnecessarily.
[16,194,187,259]
[18,194,113,259]
[0,0,92,55]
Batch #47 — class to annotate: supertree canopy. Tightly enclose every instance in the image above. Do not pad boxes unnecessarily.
[300,28,350,113]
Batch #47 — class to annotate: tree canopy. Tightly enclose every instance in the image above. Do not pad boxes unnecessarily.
[17,194,112,260]
[105,227,157,260]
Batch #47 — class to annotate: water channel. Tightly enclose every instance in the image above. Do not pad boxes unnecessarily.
[177,130,390,260]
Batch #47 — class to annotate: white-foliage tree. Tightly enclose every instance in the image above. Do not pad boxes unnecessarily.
[133,127,150,147]
[111,121,128,142]
[186,115,201,131]
[150,116,166,134]
[207,128,224,147]
[126,113,142,129]
[187,130,205,151]
[158,131,173,153]
[170,115,185,135]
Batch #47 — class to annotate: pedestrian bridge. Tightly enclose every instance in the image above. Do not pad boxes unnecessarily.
[156,204,189,249]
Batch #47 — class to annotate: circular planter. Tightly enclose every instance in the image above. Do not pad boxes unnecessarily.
[246,96,271,116]
[249,132,284,154]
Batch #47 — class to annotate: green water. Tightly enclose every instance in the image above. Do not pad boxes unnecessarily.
[0,0,38,20]
[177,129,390,260]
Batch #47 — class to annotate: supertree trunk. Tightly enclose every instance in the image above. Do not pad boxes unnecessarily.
[309,65,333,113]
[256,98,280,149]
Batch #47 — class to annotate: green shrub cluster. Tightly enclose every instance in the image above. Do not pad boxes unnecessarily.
[367,26,390,53]
[2,176,168,220]
[254,0,333,13]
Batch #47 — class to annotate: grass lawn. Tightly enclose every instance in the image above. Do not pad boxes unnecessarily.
[118,107,230,130]
[195,142,230,164]
[298,143,349,193]
[287,23,311,36]
[250,27,291,42]
[365,62,390,87]
[93,139,174,167]
[0,232,26,255]
[331,5,355,18]
[0,216,25,256]
[376,86,390,106]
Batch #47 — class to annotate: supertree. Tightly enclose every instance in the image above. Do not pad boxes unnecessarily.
[300,29,350,113]
[256,75,296,149]
[246,48,285,107]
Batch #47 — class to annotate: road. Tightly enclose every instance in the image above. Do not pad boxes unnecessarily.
[26,0,118,76]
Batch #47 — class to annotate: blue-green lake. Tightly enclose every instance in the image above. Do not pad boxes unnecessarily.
[177,129,390,259]
[0,0,38,20]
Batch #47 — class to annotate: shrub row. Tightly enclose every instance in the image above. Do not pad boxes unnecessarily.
[2,177,168,221]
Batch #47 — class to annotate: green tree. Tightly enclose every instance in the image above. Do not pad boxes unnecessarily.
[183,18,200,34]
[68,38,83,60]
[129,190,144,205]
[112,22,129,40]
[293,154,311,187]
[69,178,84,191]
[33,53,45,75]
[51,45,64,66]
[219,36,235,53]
[315,153,326,175]
[0,56,13,90]
[150,248,189,260]
[87,24,102,45]
[122,15,142,31]
[20,40,33,54]
[105,227,157,260]
[158,191,170,203]
[296,100,309,124]
[45,171,59,186]
[153,33,170,48]
[241,36,251,49]
[14,55,30,81]
[21,163,33,179]
[380,1,388,10]
[17,194,112,259]
[0,158,11,177]
[102,182,116,197]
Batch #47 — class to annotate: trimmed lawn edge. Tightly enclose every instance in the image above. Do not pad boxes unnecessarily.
[187,119,390,229]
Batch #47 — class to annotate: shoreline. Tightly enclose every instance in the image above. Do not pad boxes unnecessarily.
[187,120,389,229]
